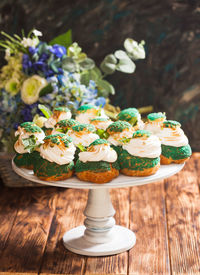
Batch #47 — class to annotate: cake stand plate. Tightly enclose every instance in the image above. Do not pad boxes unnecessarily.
[12,160,184,256]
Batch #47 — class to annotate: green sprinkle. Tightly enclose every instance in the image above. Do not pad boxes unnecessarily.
[56,119,79,128]
[44,134,72,147]
[161,144,192,160]
[89,139,109,147]
[23,124,42,133]
[77,104,97,113]
[132,130,151,138]
[20,122,34,127]
[147,112,166,121]
[117,108,139,122]
[53,106,70,112]
[72,123,95,132]
[107,121,132,133]
[163,120,181,129]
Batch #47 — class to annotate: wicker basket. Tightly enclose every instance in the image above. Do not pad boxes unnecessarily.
[0,153,43,187]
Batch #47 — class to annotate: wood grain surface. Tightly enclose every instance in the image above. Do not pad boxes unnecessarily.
[0,154,199,274]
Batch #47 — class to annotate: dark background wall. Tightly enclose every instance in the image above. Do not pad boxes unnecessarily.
[0,0,200,149]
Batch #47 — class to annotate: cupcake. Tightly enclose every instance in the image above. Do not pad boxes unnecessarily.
[34,134,75,181]
[52,119,79,134]
[68,123,99,161]
[144,112,166,134]
[157,120,192,164]
[106,120,134,155]
[75,139,119,183]
[119,130,161,176]
[75,104,107,124]
[117,108,144,130]
[14,122,45,169]
[44,106,72,133]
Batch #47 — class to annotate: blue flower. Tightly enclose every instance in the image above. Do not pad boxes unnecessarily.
[49,44,66,58]
[28,47,38,55]
[94,97,106,107]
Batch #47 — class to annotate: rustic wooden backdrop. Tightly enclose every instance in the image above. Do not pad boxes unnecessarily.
[0,0,200,149]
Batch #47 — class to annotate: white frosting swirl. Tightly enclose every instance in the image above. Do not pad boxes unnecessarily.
[123,135,161,158]
[144,121,163,134]
[44,111,71,128]
[79,144,117,163]
[76,109,108,124]
[14,128,45,154]
[107,129,134,146]
[137,118,145,130]
[68,130,99,147]
[157,127,188,147]
[40,142,76,165]
[90,119,113,130]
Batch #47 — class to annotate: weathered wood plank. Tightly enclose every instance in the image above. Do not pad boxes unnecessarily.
[0,187,58,274]
[84,188,129,275]
[165,156,200,274]
[40,188,87,275]
[129,181,170,275]
[0,187,20,255]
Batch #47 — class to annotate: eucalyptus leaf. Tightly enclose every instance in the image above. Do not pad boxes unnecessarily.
[96,79,115,97]
[49,29,72,49]
[116,58,136,73]
[62,56,77,72]
[38,104,52,118]
[80,68,99,86]
[114,50,129,60]
[100,54,117,74]
[79,58,95,71]
[39,83,53,97]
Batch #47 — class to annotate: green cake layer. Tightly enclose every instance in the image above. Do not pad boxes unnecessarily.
[118,149,160,171]
[75,159,119,173]
[161,144,192,160]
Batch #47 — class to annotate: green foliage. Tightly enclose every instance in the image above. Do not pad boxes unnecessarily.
[77,143,86,152]
[62,57,77,72]
[22,135,37,153]
[96,129,109,139]
[49,29,72,49]
[39,83,53,97]
[100,54,117,74]
[96,79,115,97]
[38,104,52,118]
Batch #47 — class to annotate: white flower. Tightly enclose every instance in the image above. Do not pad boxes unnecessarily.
[21,37,38,48]
[32,29,42,37]
[124,38,146,60]
[21,75,47,104]
[5,48,10,61]
[5,78,20,96]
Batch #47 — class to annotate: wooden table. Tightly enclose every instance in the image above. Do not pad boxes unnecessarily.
[0,153,199,275]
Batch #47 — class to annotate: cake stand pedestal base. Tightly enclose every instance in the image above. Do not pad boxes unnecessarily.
[63,188,136,256]
[63,225,136,256]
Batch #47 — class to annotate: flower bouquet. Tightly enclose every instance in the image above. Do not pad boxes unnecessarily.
[0,28,146,186]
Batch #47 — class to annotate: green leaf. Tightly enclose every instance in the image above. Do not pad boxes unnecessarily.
[38,104,52,119]
[49,29,72,49]
[62,56,77,72]
[114,50,129,60]
[116,58,136,73]
[22,135,37,153]
[79,58,95,71]
[80,68,99,86]
[96,79,115,97]
[77,143,86,152]
[39,83,53,97]
[56,128,65,133]
[96,129,109,139]
[120,137,131,144]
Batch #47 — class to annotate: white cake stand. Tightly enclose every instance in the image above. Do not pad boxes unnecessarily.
[12,160,184,256]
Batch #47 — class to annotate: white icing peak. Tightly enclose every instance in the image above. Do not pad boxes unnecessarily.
[44,111,72,128]
[123,135,161,158]
[14,127,45,154]
[107,128,134,146]
[90,119,113,130]
[157,127,188,147]
[76,109,108,124]
[39,141,76,165]
[68,130,99,147]
[79,144,117,163]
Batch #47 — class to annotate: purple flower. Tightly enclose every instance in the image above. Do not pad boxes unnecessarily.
[28,47,38,55]
[49,44,66,58]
